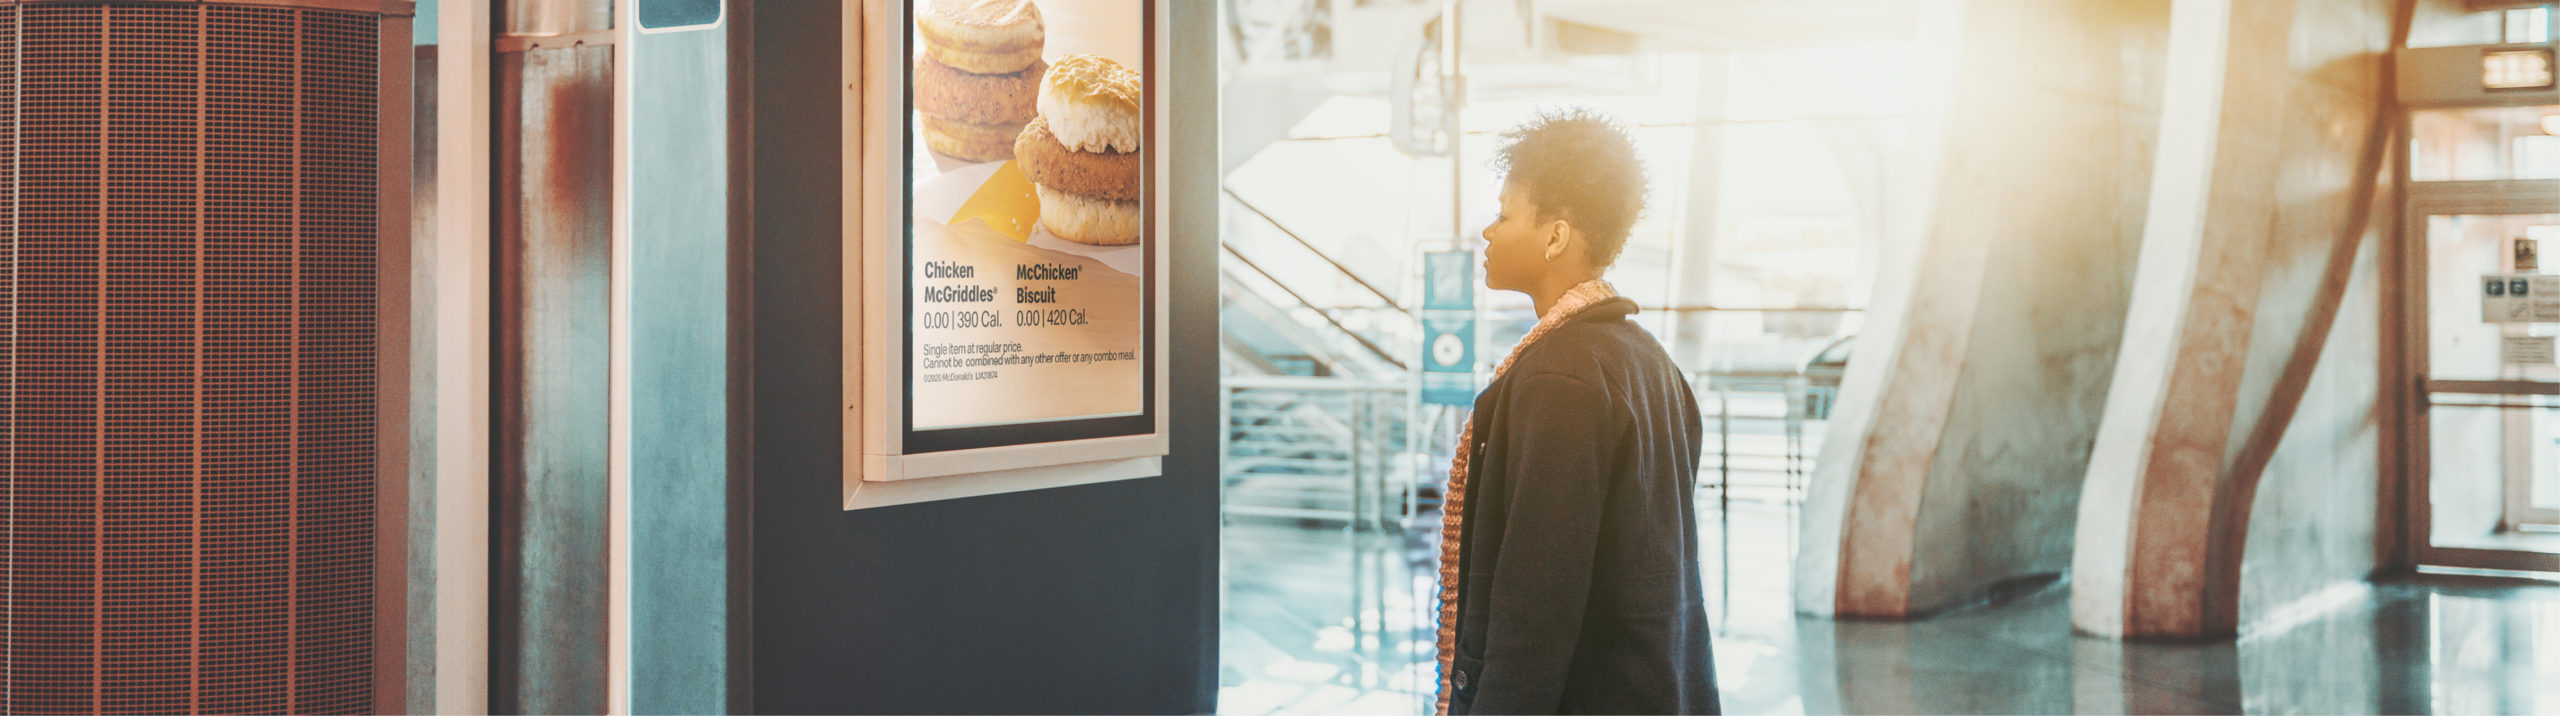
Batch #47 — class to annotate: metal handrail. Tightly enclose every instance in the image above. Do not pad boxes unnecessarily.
[1223,378,1412,530]
[1222,280,1356,376]
[2427,379,2560,396]
[1223,187,1411,313]
[1223,244,1411,372]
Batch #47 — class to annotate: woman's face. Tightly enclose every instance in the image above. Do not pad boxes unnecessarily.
[1481,183,1551,293]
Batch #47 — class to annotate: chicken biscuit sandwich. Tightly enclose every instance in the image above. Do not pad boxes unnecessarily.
[1014,53,1142,246]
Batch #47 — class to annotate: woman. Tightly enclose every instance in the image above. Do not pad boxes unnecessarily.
[1435,109,1719,715]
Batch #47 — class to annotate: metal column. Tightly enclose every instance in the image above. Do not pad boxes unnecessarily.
[490,0,612,712]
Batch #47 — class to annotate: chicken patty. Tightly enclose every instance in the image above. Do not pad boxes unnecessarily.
[1013,117,1141,201]
[913,53,1044,127]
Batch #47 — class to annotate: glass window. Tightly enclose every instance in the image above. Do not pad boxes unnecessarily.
[2410,106,2560,182]
[2427,404,2560,550]
[2506,7,2551,44]
[2424,214,2560,383]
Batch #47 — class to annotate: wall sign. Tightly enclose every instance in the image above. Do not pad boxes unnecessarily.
[2482,274,2560,323]
[851,0,1170,508]
[2484,47,2555,91]
[2505,336,2556,366]
[637,0,723,30]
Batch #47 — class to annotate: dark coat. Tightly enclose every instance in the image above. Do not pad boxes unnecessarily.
[1448,297,1718,715]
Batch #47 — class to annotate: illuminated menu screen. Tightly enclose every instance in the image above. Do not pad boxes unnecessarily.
[902,0,1153,451]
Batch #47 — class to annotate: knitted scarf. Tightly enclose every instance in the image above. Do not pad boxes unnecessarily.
[1434,279,1618,715]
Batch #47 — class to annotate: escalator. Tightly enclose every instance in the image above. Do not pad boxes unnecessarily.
[1219,188,1421,525]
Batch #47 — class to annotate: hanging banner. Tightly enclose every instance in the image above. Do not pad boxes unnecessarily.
[1420,250,1478,407]
[1420,325,1478,408]
[1423,250,1475,311]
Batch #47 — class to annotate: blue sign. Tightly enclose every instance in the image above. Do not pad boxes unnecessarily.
[1420,250,1478,406]
[1422,315,1475,373]
[1422,372,1476,407]
[1423,251,1475,311]
[638,0,722,29]
[1421,314,1475,406]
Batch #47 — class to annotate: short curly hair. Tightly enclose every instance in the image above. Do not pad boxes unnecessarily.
[1491,107,1648,268]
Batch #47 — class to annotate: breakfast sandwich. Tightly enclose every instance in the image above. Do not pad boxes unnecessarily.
[1015,53,1142,246]
[914,0,1045,162]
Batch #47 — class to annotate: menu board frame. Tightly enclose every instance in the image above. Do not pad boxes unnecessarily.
[846,0,1172,508]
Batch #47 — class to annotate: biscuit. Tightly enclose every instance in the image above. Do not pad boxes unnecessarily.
[916,0,1044,74]
[1037,54,1142,154]
[1036,184,1140,246]
[921,115,1025,163]
[914,54,1043,127]
[1014,118,1140,201]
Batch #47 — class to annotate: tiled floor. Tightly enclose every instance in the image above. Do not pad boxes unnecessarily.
[1218,523,1441,715]
[1217,495,2560,714]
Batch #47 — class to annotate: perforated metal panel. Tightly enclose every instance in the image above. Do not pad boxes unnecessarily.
[1,3,393,713]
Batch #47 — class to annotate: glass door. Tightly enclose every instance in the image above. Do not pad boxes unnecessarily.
[2416,211,2560,562]
[2406,104,2560,572]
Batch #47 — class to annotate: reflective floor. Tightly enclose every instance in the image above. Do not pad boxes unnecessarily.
[1218,496,2560,714]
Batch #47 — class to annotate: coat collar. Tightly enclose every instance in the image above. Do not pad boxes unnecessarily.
[1485,298,1637,396]
[1566,297,1639,324]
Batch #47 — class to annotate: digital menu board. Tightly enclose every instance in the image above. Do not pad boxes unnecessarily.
[900,0,1154,453]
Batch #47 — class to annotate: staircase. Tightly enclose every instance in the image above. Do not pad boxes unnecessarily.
[1221,376,1408,528]
[1217,180,1419,527]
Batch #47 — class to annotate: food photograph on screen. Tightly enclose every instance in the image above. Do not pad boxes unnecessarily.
[907,0,1149,433]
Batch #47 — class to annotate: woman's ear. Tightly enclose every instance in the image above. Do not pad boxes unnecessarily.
[1544,220,1570,261]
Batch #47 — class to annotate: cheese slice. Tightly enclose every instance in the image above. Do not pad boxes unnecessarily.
[949,159,1041,242]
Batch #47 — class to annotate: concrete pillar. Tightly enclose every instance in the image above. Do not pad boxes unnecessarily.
[2070,0,2398,640]
[1663,53,1726,366]
[1795,0,2172,618]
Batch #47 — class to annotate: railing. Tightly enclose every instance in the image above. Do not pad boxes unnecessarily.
[1222,245,1409,372]
[1222,376,1411,529]
[1224,188,1410,312]
[1218,188,1418,379]
[1693,370,1824,507]
[1217,189,1862,516]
